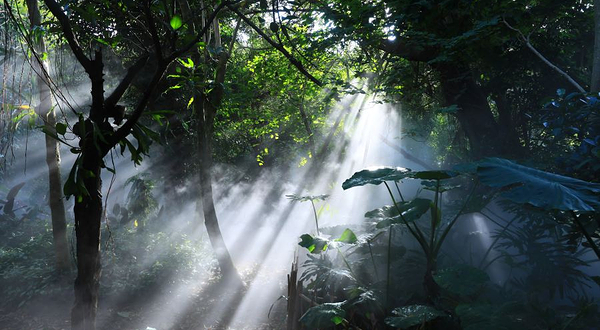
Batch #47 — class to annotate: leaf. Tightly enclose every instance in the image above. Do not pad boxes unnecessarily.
[286,194,329,202]
[55,122,67,135]
[433,265,489,296]
[385,305,445,328]
[476,158,600,212]
[177,58,194,68]
[342,166,412,190]
[299,234,328,253]
[3,182,25,215]
[336,229,358,244]
[412,170,458,180]
[365,198,432,228]
[592,276,600,287]
[421,180,461,192]
[299,302,346,328]
[170,15,183,30]
[269,22,279,33]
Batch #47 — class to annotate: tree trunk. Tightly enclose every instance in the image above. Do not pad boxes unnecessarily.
[434,64,515,158]
[26,0,70,273]
[592,0,600,92]
[70,51,106,330]
[196,109,240,282]
[71,151,103,330]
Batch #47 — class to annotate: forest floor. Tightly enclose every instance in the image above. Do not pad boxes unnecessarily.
[0,271,287,330]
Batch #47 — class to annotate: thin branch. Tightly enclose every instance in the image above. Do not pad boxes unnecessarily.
[167,1,228,61]
[226,3,323,87]
[104,54,150,109]
[42,0,91,70]
[111,2,229,149]
[502,18,586,94]
[144,0,164,63]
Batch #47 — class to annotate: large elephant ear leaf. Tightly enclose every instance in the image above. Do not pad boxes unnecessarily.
[365,198,432,228]
[342,166,412,190]
[385,305,445,328]
[412,170,459,180]
[477,158,600,212]
[299,302,346,328]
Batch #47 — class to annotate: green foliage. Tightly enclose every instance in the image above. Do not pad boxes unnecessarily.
[299,302,346,328]
[365,198,432,228]
[341,166,411,190]
[433,265,489,296]
[299,234,329,254]
[476,158,600,212]
[385,305,445,328]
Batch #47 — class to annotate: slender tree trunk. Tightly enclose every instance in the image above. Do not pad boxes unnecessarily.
[298,95,316,158]
[187,8,241,283]
[195,103,240,282]
[592,0,600,92]
[26,0,70,272]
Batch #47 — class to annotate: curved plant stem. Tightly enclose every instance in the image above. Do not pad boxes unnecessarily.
[367,240,380,281]
[433,180,479,257]
[394,181,405,202]
[479,215,518,270]
[384,182,429,256]
[430,179,440,252]
[571,211,600,261]
[310,199,320,236]
[386,225,393,310]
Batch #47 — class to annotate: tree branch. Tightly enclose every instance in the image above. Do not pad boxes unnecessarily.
[104,55,150,109]
[109,2,229,150]
[42,0,92,71]
[144,0,164,63]
[502,19,586,94]
[167,1,228,61]
[226,3,323,87]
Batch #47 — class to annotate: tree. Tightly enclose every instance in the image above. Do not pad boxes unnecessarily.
[36,0,225,328]
[24,0,70,273]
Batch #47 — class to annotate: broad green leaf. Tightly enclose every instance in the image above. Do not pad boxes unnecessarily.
[385,305,445,328]
[342,166,412,190]
[476,158,600,212]
[365,198,432,228]
[421,180,461,192]
[335,229,357,244]
[433,265,489,296]
[55,122,67,135]
[299,234,328,253]
[412,170,458,180]
[170,15,183,30]
[299,302,346,328]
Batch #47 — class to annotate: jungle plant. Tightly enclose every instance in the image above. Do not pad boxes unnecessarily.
[294,157,600,328]
[286,194,329,236]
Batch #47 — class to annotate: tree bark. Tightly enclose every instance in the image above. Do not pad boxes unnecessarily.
[26,0,70,273]
[194,51,242,284]
[592,0,600,92]
[434,64,513,158]
[71,148,103,330]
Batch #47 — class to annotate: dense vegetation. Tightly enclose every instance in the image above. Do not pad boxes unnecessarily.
[0,0,599,329]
